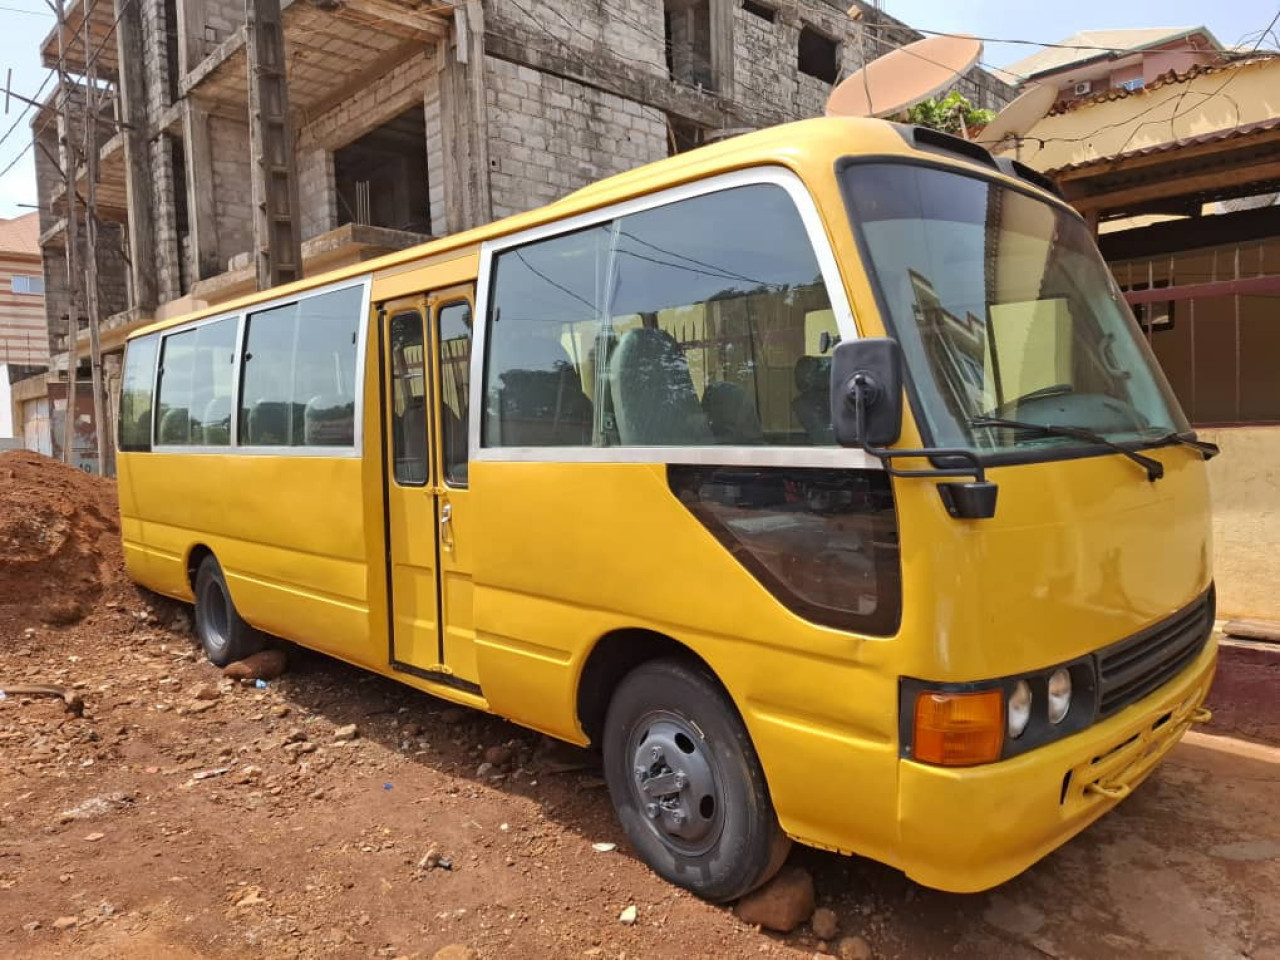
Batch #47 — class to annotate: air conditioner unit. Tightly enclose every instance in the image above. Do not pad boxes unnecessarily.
[1073,81,1093,96]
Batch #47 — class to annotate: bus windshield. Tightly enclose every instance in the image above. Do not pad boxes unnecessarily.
[842,162,1190,455]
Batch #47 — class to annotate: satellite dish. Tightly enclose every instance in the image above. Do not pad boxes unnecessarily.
[825,34,983,119]
[976,83,1058,147]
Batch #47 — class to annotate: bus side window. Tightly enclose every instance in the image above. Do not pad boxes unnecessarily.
[156,329,197,445]
[606,183,836,447]
[119,334,160,452]
[437,302,472,485]
[390,311,428,486]
[484,224,607,447]
[483,184,839,449]
[239,286,362,448]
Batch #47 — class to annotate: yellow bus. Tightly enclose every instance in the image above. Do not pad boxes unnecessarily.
[117,117,1219,901]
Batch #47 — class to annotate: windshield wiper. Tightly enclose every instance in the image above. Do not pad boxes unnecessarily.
[1139,432,1220,461]
[969,416,1165,482]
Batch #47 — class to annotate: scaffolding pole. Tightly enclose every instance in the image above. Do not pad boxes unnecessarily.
[53,0,82,467]
[82,0,108,475]
[246,0,303,290]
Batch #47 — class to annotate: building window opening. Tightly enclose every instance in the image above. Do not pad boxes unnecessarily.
[664,0,714,90]
[742,1,775,23]
[798,25,839,83]
[666,115,711,156]
[334,105,430,236]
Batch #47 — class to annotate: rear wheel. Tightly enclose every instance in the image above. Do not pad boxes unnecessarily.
[193,556,262,667]
[602,658,790,902]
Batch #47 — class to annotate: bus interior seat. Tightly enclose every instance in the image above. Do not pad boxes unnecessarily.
[495,337,593,446]
[201,397,231,445]
[399,399,428,484]
[610,327,713,446]
[701,381,764,444]
[792,355,834,444]
[158,407,190,445]
[304,395,355,446]
[247,400,292,445]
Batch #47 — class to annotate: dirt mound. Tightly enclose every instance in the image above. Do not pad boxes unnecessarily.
[0,451,125,631]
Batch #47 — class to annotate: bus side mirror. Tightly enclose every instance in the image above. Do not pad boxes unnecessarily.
[830,338,903,449]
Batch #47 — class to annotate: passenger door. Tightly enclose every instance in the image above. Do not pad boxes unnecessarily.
[379,290,480,691]
[431,291,479,687]
[380,298,440,671]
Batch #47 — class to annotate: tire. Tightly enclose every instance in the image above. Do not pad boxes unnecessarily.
[602,658,791,902]
[193,556,263,667]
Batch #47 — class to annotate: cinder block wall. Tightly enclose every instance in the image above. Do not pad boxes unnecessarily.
[734,2,867,121]
[484,58,668,220]
[487,0,666,75]
[209,117,254,269]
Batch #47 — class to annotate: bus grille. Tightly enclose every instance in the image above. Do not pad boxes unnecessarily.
[1095,593,1213,718]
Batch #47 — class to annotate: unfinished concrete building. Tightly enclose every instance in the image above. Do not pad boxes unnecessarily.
[29,0,1013,464]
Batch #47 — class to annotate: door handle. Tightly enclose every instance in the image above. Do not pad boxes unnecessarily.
[440,500,454,552]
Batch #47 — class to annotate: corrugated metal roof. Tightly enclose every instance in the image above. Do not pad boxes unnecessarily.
[0,213,40,259]
[1003,26,1217,81]
[1050,115,1280,174]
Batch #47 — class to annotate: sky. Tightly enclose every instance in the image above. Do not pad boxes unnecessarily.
[0,0,1277,218]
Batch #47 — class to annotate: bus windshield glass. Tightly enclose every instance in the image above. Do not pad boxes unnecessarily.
[842,162,1189,455]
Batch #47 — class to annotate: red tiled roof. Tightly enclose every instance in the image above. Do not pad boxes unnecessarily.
[1047,56,1278,116]
[0,212,40,258]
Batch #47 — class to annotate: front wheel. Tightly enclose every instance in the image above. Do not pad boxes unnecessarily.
[602,658,790,902]
[193,556,263,667]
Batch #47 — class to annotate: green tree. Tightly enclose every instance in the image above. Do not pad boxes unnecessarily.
[906,91,995,137]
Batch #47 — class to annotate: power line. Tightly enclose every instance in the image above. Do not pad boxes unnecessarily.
[0,0,136,184]
[0,70,55,153]
[0,3,53,15]
[0,137,36,180]
[861,21,1228,58]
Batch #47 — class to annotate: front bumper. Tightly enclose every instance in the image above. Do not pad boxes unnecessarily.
[895,633,1218,893]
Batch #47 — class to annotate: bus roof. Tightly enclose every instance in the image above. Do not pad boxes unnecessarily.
[128,116,1053,341]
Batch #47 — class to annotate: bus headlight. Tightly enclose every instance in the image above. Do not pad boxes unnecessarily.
[1047,668,1072,724]
[1007,680,1032,739]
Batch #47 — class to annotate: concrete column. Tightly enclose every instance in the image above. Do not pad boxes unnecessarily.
[182,99,221,279]
[709,0,735,95]
[113,0,158,312]
[438,0,492,234]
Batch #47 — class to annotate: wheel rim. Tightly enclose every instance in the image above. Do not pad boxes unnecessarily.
[199,577,231,655]
[626,711,725,856]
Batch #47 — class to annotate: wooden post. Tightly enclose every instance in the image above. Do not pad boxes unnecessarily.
[82,0,109,476]
[246,0,303,290]
[53,0,81,466]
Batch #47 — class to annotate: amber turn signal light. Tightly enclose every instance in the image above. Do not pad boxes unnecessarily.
[913,689,1005,766]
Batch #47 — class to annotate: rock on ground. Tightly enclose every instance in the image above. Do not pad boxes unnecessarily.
[431,946,477,960]
[223,648,288,681]
[812,906,839,940]
[838,934,873,960]
[734,866,815,933]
